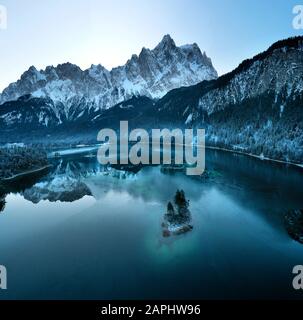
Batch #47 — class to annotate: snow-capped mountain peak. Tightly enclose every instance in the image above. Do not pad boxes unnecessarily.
[154,34,176,51]
[0,35,218,117]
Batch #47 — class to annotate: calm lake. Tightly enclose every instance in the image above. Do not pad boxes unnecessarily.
[0,149,303,299]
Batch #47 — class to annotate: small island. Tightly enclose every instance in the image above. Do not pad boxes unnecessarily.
[0,191,6,213]
[162,189,193,237]
[0,146,49,181]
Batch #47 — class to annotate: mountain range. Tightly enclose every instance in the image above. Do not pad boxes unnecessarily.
[0,35,302,164]
[0,34,217,123]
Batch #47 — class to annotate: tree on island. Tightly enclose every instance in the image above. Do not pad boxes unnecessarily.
[167,201,175,215]
[174,189,189,213]
[0,199,6,213]
[162,189,193,237]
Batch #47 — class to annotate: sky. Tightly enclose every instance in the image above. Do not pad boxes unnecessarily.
[0,0,302,91]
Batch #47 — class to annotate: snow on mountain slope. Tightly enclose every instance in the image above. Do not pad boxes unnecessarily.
[0,34,217,121]
[152,37,303,163]
[197,43,303,115]
[0,36,302,165]
[154,37,303,123]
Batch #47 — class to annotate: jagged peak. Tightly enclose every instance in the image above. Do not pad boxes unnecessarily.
[45,65,55,71]
[125,54,139,66]
[131,54,138,60]
[20,65,45,82]
[89,63,108,72]
[154,34,176,51]
[21,65,39,77]
[180,43,198,50]
[139,47,152,59]
[27,65,38,72]
[160,34,175,45]
[0,34,218,105]
[55,62,83,72]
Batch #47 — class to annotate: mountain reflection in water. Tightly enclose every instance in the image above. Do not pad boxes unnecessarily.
[0,150,303,299]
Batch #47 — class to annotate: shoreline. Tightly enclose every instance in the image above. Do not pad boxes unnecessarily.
[205,145,303,169]
[48,145,101,158]
[1,164,52,183]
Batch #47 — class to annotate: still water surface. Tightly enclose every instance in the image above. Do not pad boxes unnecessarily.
[0,150,303,299]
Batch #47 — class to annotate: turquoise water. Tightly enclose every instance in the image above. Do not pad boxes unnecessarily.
[0,150,303,299]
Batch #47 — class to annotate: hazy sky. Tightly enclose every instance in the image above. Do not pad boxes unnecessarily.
[0,0,302,91]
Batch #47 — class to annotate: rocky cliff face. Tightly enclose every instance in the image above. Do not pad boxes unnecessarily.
[155,37,303,120]
[0,34,217,123]
[1,36,302,165]
[154,37,303,163]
